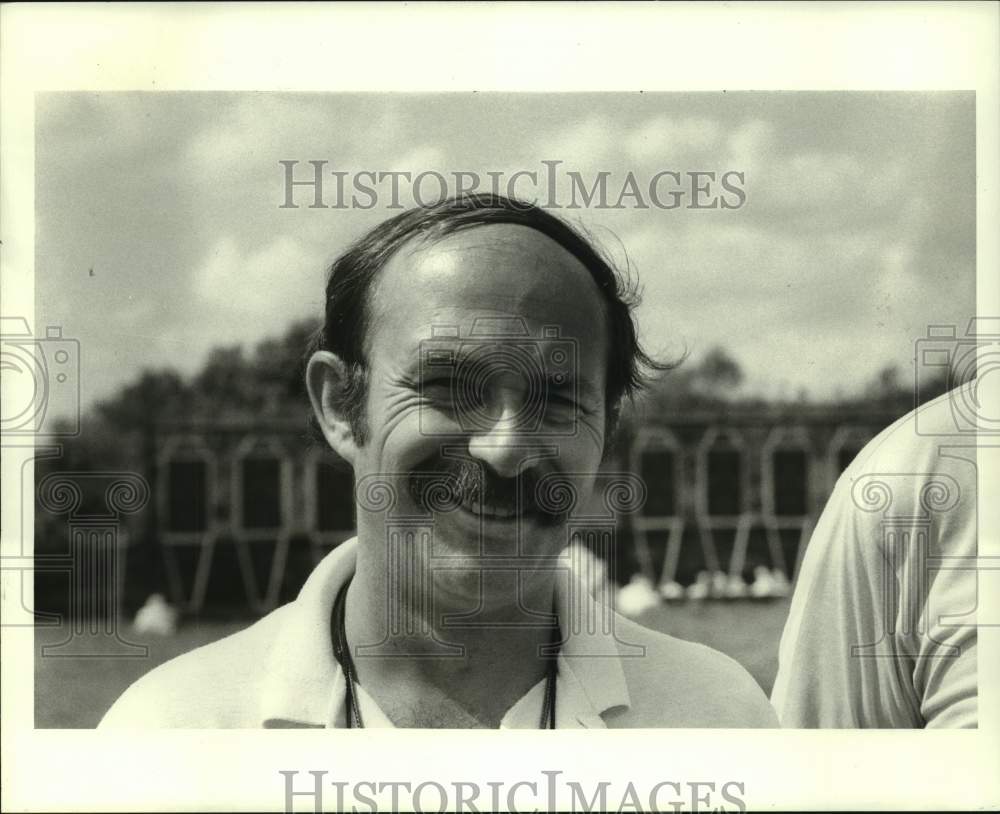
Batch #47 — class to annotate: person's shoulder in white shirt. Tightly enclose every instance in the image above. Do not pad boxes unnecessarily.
[771,384,978,728]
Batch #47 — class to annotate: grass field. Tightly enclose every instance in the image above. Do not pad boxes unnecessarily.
[35,599,790,728]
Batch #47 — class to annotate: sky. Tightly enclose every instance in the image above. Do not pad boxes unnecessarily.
[35,91,975,412]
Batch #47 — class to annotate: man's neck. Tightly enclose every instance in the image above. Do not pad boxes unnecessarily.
[343,551,560,728]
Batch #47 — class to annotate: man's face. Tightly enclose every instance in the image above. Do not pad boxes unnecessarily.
[349,224,609,602]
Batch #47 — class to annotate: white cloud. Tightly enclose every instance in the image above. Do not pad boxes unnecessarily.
[725,118,776,173]
[185,234,321,350]
[539,115,616,167]
[618,215,916,400]
[767,152,865,209]
[383,144,447,174]
[625,115,721,162]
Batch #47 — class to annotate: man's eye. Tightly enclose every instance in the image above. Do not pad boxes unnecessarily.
[423,378,485,405]
[542,394,578,421]
[422,379,454,396]
[546,392,577,408]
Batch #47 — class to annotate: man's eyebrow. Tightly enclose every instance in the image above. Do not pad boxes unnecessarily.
[407,338,602,397]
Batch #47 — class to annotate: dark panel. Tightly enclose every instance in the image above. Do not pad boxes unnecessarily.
[773,449,809,516]
[200,540,254,616]
[315,462,356,531]
[241,458,282,529]
[166,460,208,532]
[641,449,676,516]
[675,527,714,584]
[707,448,742,516]
[838,446,862,472]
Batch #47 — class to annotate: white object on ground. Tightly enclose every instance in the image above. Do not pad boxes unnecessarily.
[686,571,712,601]
[710,570,730,599]
[615,574,661,617]
[133,593,179,636]
[750,565,775,598]
[659,580,685,601]
[725,573,748,599]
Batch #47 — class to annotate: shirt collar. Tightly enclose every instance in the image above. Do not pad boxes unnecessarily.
[259,537,631,728]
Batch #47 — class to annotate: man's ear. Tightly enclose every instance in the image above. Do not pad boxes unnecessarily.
[306,351,360,465]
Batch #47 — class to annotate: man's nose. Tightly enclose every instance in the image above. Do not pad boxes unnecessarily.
[466,383,544,478]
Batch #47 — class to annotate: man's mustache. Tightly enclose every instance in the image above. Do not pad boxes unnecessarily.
[406,457,566,525]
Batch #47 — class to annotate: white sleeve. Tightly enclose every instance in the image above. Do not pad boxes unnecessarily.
[772,444,978,729]
[771,474,923,728]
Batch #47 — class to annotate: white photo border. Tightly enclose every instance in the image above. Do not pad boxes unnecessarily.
[2,2,998,811]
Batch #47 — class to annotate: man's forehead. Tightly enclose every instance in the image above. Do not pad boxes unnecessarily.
[369,223,607,335]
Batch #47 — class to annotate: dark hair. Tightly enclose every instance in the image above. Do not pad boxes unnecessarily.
[308,193,673,444]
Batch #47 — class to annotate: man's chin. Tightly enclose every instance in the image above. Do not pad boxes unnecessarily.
[428,552,562,616]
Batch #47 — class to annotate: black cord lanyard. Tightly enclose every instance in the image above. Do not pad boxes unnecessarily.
[331,578,558,729]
